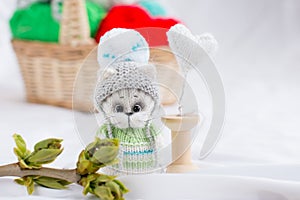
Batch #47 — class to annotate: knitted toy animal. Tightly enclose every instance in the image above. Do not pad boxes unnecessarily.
[94,28,162,174]
[94,24,218,174]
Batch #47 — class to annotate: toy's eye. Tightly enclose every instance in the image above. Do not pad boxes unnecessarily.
[132,104,142,113]
[115,105,123,112]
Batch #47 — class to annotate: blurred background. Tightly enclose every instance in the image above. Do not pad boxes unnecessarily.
[0,0,300,168]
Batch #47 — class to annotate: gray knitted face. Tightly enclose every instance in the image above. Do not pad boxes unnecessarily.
[101,88,155,129]
[95,61,159,129]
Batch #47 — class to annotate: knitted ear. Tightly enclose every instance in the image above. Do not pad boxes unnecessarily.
[137,64,156,80]
[98,67,116,81]
[195,33,218,56]
[97,28,150,68]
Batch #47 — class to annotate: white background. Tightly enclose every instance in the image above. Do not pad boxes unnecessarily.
[1,0,300,199]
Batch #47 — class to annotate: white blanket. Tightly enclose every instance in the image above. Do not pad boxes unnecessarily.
[1,0,300,199]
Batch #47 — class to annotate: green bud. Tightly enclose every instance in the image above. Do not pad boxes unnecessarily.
[15,176,35,195]
[13,134,30,159]
[80,177,90,195]
[90,146,119,165]
[94,186,115,200]
[77,159,91,175]
[19,159,41,169]
[34,176,71,189]
[113,179,129,194]
[26,148,63,165]
[14,147,24,159]
[26,177,35,195]
[105,181,122,199]
[79,174,128,200]
[95,174,116,183]
[86,138,119,165]
[34,138,62,151]
[15,178,25,185]
[77,138,119,175]
[79,174,101,195]
[76,151,103,175]
[13,134,27,153]
[12,135,63,169]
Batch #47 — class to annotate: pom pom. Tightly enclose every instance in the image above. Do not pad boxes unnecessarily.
[98,28,150,68]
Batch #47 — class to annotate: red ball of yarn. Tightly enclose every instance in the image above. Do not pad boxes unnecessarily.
[95,5,180,46]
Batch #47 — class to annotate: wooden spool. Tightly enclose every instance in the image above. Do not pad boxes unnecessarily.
[162,115,199,173]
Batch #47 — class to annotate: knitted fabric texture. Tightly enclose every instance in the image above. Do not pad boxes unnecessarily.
[94,61,159,106]
[99,124,159,173]
[167,24,218,64]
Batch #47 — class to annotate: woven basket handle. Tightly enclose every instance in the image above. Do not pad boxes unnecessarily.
[59,0,94,46]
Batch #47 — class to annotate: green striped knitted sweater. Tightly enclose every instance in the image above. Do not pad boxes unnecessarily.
[98,124,160,174]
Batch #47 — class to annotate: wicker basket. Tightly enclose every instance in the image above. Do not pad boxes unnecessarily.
[12,0,97,111]
[12,0,181,111]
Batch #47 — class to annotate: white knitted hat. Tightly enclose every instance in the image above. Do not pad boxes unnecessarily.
[95,62,159,105]
[94,28,159,106]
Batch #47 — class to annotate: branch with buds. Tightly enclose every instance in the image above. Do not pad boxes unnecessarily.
[0,134,128,200]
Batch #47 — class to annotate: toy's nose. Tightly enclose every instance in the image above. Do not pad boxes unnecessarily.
[125,112,133,116]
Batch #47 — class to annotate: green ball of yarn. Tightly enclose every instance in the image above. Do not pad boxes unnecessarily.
[87,1,107,38]
[138,0,167,17]
[10,1,106,42]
